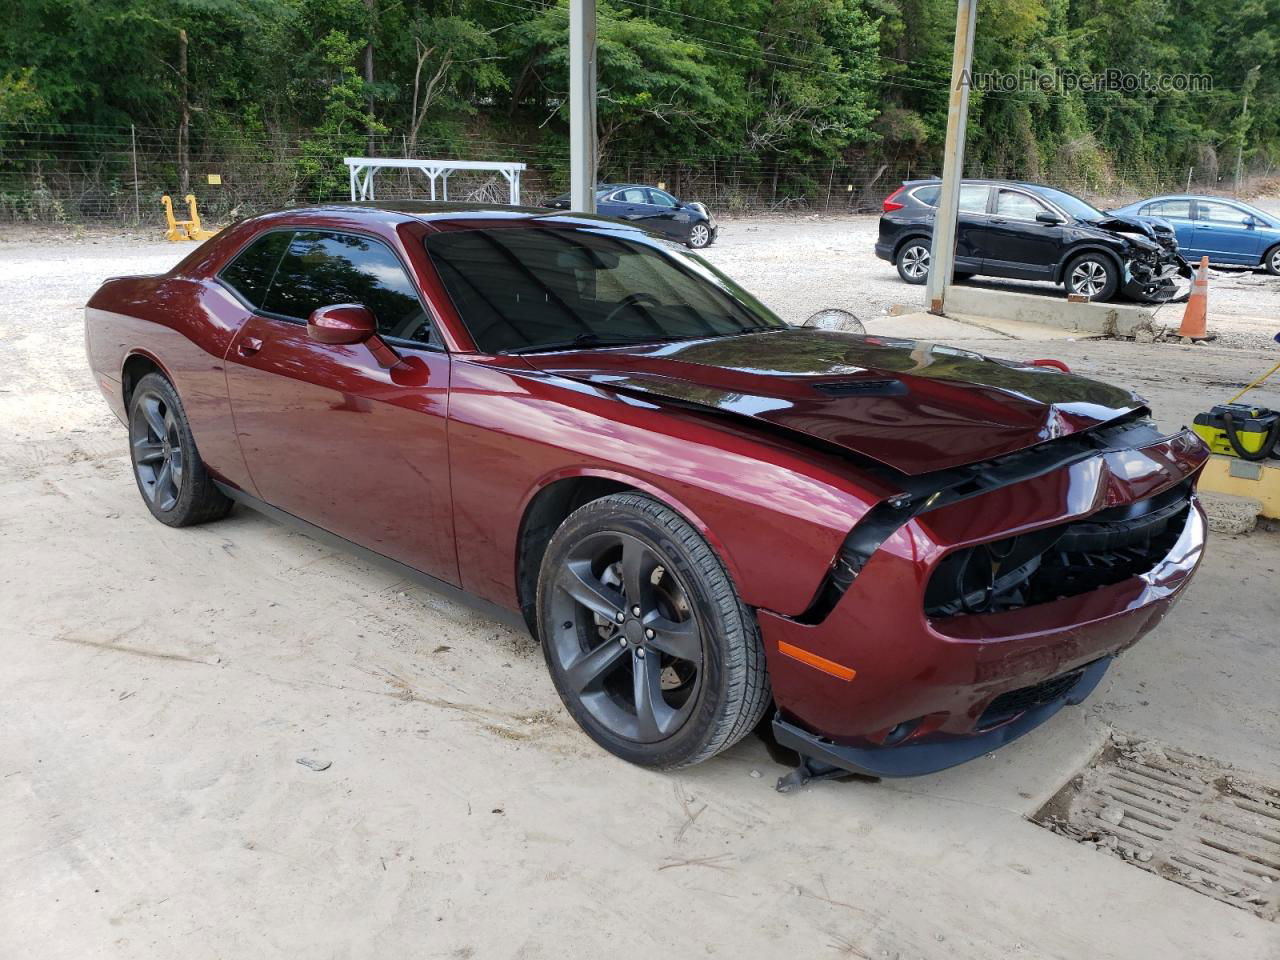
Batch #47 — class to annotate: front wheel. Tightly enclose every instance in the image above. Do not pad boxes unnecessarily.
[536,493,771,769]
[1064,252,1119,301]
[687,223,712,249]
[128,372,232,527]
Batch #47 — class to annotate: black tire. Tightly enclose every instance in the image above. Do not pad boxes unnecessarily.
[536,493,771,769]
[687,222,712,249]
[1063,251,1120,301]
[895,239,930,284]
[128,371,232,527]
[1264,244,1280,276]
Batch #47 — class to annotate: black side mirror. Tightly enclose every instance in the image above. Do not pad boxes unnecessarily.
[1036,211,1065,225]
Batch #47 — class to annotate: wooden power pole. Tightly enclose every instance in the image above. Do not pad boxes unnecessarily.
[925,0,978,316]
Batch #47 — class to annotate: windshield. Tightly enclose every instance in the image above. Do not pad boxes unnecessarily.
[423,226,786,354]
[1032,186,1104,222]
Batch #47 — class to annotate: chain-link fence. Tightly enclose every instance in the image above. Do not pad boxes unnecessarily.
[2,121,1275,227]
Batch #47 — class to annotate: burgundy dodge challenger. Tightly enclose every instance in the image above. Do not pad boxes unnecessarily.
[85,202,1209,779]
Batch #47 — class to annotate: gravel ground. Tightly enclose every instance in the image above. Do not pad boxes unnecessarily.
[705,213,1280,352]
[3,221,1279,960]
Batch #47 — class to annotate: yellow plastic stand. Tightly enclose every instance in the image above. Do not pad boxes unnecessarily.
[184,194,219,241]
[161,194,194,242]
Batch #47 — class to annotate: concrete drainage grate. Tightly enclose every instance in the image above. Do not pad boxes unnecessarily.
[1035,733,1280,921]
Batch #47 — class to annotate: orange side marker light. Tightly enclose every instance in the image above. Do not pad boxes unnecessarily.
[777,640,856,682]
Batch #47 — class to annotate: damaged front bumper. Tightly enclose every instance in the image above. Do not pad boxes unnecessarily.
[773,656,1114,780]
[1123,249,1193,302]
[757,423,1209,779]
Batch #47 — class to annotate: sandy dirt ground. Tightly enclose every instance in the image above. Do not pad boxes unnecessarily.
[2,219,1279,959]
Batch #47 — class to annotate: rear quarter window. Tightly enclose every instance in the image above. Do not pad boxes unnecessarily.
[219,231,292,308]
[911,185,940,206]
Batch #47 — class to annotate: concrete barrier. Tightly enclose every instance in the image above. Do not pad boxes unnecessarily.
[942,285,1157,337]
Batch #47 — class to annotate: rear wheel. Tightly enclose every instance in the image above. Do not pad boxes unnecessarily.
[896,240,930,284]
[1064,252,1119,301]
[1264,244,1280,276]
[687,223,712,249]
[536,493,770,769]
[128,372,232,527]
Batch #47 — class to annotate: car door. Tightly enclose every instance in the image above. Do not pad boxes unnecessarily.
[1191,200,1264,264]
[604,187,657,228]
[220,228,459,585]
[643,188,686,239]
[946,183,991,271]
[1142,199,1195,252]
[974,188,1060,279]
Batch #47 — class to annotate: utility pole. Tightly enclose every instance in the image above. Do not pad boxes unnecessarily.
[364,0,376,156]
[177,28,190,196]
[925,0,978,316]
[569,0,597,213]
[1235,65,1261,197]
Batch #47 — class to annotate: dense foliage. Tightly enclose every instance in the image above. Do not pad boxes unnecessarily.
[2,0,1277,205]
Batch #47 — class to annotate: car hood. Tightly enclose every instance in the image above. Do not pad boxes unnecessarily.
[1086,215,1165,250]
[524,329,1144,475]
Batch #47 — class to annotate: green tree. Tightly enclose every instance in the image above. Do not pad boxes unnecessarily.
[297,29,387,198]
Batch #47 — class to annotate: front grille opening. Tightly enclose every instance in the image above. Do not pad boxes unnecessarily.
[978,666,1088,729]
[924,482,1191,618]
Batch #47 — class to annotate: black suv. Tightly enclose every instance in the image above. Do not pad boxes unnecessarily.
[874,179,1189,302]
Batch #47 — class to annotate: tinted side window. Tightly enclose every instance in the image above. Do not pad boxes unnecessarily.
[616,188,648,203]
[261,231,434,344]
[220,231,292,308]
[647,190,677,208]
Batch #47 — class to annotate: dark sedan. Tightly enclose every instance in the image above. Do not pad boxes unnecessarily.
[85,201,1206,780]
[875,179,1190,302]
[547,183,717,248]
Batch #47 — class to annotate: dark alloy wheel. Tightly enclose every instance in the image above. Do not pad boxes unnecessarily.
[537,493,771,769]
[687,223,712,249]
[131,386,184,513]
[128,372,232,527]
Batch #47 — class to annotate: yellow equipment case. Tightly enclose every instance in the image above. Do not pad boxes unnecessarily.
[1192,403,1280,460]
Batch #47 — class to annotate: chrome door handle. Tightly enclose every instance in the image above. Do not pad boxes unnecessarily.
[237,336,263,357]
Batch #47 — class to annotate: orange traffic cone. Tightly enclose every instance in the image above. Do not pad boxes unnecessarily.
[1178,256,1209,339]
